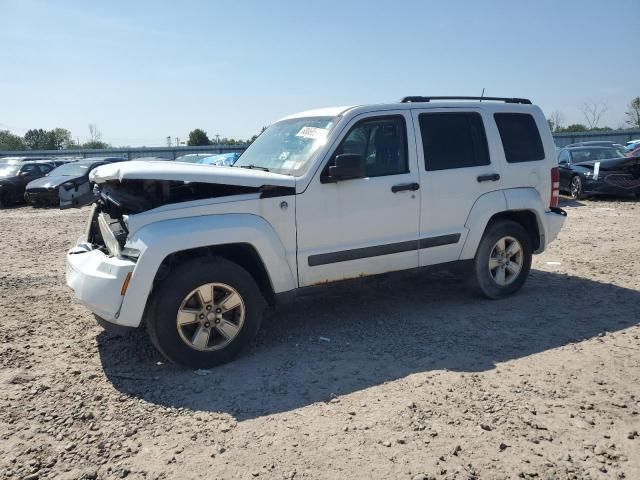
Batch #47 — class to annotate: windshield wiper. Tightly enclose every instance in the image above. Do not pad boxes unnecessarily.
[237,164,270,172]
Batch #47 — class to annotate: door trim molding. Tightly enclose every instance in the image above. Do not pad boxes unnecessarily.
[307,233,461,267]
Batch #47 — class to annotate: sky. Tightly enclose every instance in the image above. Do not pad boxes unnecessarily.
[1,0,639,147]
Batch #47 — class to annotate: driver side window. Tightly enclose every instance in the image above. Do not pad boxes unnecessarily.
[331,116,408,178]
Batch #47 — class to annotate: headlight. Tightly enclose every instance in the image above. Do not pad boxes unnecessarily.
[97,213,121,257]
[62,181,76,190]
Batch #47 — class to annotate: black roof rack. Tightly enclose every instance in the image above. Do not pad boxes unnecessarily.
[399,96,532,105]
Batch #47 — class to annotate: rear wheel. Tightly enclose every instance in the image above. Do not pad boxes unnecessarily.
[471,220,532,299]
[146,257,265,368]
[570,175,584,200]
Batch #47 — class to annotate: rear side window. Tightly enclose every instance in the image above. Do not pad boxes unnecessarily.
[494,113,544,163]
[419,112,490,171]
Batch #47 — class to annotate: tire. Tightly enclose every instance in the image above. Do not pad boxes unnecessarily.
[471,220,532,299]
[570,175,584,200]
[146,256,265,368]
[0,188,14,208]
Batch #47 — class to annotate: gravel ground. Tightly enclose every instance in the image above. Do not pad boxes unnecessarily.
[1,197,639,480]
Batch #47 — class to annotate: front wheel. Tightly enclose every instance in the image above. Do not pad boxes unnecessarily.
[570,175,584,200]
[471,220,532,299]
[146,257,265,368]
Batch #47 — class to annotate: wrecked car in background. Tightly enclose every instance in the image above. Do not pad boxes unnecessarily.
[25,157,125,208]
[557,146,640,199]
[0,161,54,207]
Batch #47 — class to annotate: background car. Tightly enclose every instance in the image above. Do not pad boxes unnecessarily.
[196,152,241,166]
[625,139,640,152]
[0,161,54,207]
[627,146,640,158]
[1,156,81,166]
[557,146,640,199]
[174,153,218,163]
[130,156,173,162]
[565,141,626,156]
[25,157,124,208]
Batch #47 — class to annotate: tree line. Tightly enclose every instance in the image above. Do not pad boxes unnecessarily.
[186,127,266,147]
[3,97,638,151]
[0,124,108,151]
[547,97,640,133]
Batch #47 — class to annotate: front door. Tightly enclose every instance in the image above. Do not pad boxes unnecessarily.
[296,111,421,287]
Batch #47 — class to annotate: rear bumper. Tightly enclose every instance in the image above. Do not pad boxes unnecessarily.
[66,245,136,325]
[543,207,566,247]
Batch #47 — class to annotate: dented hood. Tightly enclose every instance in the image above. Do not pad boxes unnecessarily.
[89,160,296,188]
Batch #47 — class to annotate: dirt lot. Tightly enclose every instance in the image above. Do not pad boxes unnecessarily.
[1,198,639,480]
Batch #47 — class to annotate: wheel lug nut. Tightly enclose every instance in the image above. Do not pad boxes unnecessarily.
[206,305,212,311]
[216,308,222,314]
[199,314,204,319]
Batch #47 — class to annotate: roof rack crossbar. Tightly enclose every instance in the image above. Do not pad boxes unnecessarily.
[400,96,532,105]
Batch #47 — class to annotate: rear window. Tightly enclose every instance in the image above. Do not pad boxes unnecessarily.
[419,112,490,171]
[494,113,544,163]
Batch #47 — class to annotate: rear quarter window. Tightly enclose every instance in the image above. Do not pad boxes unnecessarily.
[494,113,544,163]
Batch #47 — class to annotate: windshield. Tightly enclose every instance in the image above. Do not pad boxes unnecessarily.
[0,165,20,177]
[50,163,91,176]
[572,147,625,162]
[234,116,337,175]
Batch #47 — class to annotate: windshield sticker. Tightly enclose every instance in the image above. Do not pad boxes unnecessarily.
[296,126,328,140]
[279,151,290,161]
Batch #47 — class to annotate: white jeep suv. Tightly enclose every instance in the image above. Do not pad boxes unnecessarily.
[66,96,566,368]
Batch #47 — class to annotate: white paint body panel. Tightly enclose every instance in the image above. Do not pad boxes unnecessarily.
[296,109,421,286]
[90,160,296,188]
[66,100,566,329]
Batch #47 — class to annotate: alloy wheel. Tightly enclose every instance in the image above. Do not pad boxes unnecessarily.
[176,283,245,351]
[488,236,524,286]
[570,176,582,199]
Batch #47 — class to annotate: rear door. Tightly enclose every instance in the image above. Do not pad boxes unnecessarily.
[411,108,502,266]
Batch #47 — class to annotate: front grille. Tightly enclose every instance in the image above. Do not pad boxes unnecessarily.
[603,174,640,189]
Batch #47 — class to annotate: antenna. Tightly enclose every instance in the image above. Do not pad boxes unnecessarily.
[480,88,485,102]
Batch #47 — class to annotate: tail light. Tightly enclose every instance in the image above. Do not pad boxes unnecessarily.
[550,167,560,208]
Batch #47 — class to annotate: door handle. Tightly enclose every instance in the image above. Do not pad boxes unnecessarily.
[477,173,500,183]
[391,182,420,193]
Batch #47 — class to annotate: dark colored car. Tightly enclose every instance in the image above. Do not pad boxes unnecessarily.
[25,157,124,208]
[564,141,626,157]
[0,161,55,207]
[557,146,640,199]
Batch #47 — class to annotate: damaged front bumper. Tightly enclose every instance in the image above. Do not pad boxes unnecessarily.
[66,240,136,326]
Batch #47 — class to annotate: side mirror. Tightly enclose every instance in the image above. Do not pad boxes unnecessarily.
[326,154,364,182]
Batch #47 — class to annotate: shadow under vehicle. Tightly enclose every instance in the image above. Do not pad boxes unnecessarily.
[96,268,640,421]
